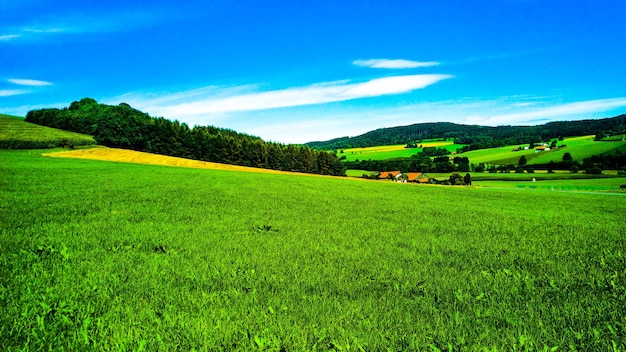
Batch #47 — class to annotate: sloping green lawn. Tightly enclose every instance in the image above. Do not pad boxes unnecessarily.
[1,149,625,350]
[0,114,96,148]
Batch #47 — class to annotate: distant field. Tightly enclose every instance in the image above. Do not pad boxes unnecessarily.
[601,134,626,141]
[473,177,626,192]
[345,169,377,177]
[421,171,626,193]
[339,135,625,166]
[0,114,96,149]
[340,141,466,161]
[1,149,625,350]
[460,135,626,165]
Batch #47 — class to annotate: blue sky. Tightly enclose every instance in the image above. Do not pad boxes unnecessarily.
[1,0,625,144]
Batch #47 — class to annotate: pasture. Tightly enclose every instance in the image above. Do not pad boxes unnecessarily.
[0,114,96,149]
[460,135,626,165]
[339,141,466,162]
[341,135,625,166]
[1,149,625,350]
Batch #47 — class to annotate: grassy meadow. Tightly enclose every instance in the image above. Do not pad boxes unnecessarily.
[1,149,626,350]
[340,141,466,162]
[460,135,626,166]
[472,177,626,191]
[340,135,626,174]
[0,114,96,149]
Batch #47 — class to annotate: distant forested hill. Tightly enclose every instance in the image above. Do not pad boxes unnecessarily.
[306,115,626,150]
[25,98,345,176]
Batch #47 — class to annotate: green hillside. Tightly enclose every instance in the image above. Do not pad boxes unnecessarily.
[343,134,626,174]
[461,135,626,165]
[1,149,625,350]
[307,114,626,150]
[0,114,96,149]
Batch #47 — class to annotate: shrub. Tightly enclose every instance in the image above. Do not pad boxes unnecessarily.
[585,166,602,175]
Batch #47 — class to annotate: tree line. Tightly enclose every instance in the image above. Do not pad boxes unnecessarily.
[345,154,471,173]
[25,98,346,176]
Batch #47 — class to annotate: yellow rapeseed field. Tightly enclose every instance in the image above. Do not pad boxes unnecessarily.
[343,141,454,154]
[343,144,407,154]
[43,146,344,178]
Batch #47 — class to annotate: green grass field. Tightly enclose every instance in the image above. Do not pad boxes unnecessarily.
[601,134,626,142]
[459,135,626,165]
[426,171,622,181]
[1,149,625,350]
[345,169,378,178]
[470,176,626,191]
[341,135,625,166]
[0,114,96,149]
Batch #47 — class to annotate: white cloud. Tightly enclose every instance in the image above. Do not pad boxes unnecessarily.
[0,34,20,41]
[8,78,53,86]
[0,89,29,97]
[22,27,67,33]
[482,97,626,125]
[353,59,440,69]
[0,10,162,42]
[257,97,626,143]
[115,74,453,119]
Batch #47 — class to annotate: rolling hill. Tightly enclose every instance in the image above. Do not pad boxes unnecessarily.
[306,114,626,150]
[0,114,96,149]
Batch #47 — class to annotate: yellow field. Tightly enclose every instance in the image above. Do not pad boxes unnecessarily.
[343,141,454,154]
[43,146,341,178]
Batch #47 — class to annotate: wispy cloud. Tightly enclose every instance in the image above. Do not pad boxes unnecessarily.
[8,78,53,86]
[0,10,162,42]
[353,59,440,69]
[22,27,67,34]
[240,97,626,143]
[0,89,29,97]
[0,34,20,41]
[482,97,626,125]
[113,74,453,119]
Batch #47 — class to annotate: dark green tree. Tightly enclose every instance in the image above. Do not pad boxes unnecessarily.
[562,152,573,162]
[463,173,472,185]
[518,155,527,166]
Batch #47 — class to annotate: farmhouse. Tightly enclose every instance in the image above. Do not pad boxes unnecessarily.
[405,172,422,182]
[378,171,402,180]
[404,172,429,183]
[535,145,552,152]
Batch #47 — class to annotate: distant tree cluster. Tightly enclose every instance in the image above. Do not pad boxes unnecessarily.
[344,154,472,173]
[26,98,346,176]
[582,151,626,173]
[418,146,450,157]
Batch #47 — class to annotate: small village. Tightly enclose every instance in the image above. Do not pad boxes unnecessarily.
[373,171,473,185]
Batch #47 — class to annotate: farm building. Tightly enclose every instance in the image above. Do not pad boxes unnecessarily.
[405,172,422,182]
[535,146,552,152]
[378,171,402,180]
[404,172,429,183]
